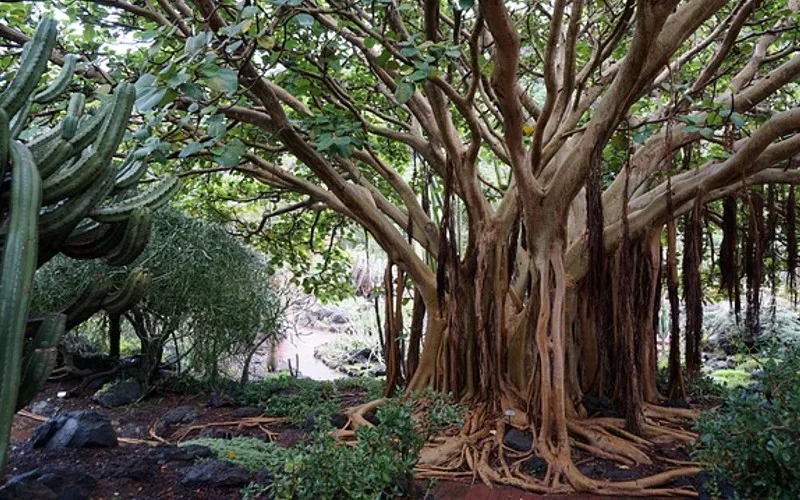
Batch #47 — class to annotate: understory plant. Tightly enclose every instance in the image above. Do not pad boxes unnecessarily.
[694,348,800,499]
[34,208,284,385]
[189,400,423,500]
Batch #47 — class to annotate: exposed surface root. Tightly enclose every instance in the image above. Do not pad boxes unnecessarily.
[377,401,705,497]
[345,398,385,429]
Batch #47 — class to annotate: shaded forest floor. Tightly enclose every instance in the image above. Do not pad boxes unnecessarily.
[3,378,714,499]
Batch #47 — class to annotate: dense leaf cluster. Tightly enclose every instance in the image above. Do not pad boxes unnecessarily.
[694,348,800,499]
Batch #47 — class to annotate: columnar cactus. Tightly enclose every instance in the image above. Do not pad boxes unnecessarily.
[0,18,179,466]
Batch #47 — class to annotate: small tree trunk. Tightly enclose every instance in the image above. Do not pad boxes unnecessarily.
[406,287,425,380]
[108,313,121,359]
[666,221,686,400]
[383,263,405,397]
[682,203,703,378]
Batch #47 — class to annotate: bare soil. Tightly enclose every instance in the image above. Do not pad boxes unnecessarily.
[3,378,699,499]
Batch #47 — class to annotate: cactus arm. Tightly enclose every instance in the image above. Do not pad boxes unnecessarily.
[0,17,57,117]
[15,312,65,411]
[62,221,127,260]
[0,141,42,466]
[38,161,116,240]
[33,54,78,105]
[115,154,149,189]
[0,109,7,182]
[62,276,113,330]
[102,268,151,315]
[9,98,33,140]
[106,208,152,266]
[68,100,111,152]
[90,175,180,223]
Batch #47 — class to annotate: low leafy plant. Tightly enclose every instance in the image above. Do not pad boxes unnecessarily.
[656,366,729,398]
[192,400,423,500]
[694,348,800,499]
[183,437,294,472]
[240,375,384,426]
[273,400,423,500]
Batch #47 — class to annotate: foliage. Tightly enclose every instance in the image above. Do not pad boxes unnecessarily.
[408,389,465,439]
[33,208,284,383]
[274,400,422,500]
[184,437,293,473]
[694,349,800,499]
[656,366,730,399]
[187,400,422,500]
[240,375,383,426]
[704,298,800,353]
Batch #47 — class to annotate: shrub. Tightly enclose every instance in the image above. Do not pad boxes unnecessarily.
[183,437,294,472]
[33,208,285,384]
[273,400,423,500]
[190,400,423,500]
[694,349,800,499]
[240,375,385,426]
[656,366,729,399]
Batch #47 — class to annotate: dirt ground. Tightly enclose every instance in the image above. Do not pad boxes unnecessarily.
[3,379,698,499]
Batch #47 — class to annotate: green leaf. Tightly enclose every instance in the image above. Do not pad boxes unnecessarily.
[134,74,167,113]
[395,82,415,104]
[364,38,378,49]
[207,114,227,138]
[215,139,247,167]
[295,13,314,27]
[202,66,239,94]
[179,142,205,158]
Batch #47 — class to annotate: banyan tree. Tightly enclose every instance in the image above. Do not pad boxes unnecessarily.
[4,0,800,495]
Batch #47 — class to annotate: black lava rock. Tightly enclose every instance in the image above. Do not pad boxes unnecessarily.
[180,460,250,487]
[92,379,142,408]
[503,428,533,452]
[31,411,117,450]
[0,467,97,500]
[159,406,199,426]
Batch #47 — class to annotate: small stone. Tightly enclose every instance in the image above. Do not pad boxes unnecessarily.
[347,348,373,365]
[160,406,199,426]
[29,400,54,417]
[104,457,157,481]
[503,428,533,452]
[92,379,142,408]
[0,467,97,500]
[232,407,263,418]
[661,398,691,409]
[207,393,235,408]
[522,456,547,476]
[330,312,349,324]
[31,411,118,450]
[180,460,250,487]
